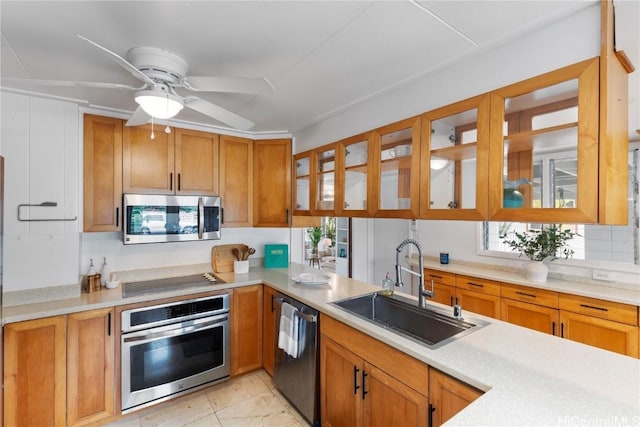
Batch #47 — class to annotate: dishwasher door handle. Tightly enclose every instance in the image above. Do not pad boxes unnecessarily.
[274,297,318,323]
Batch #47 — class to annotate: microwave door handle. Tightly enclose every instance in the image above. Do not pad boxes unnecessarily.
[198,197,204,239]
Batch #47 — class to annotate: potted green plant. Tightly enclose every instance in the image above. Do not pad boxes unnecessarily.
[307,226,323,255]
[501,225,575,282]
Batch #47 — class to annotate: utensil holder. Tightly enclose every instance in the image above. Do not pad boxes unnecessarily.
[234,260,249,274]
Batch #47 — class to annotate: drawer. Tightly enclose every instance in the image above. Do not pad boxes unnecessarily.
[501,283,559,309]
[559,293,638,326]
[455,275,501,297]
[424,268,456,286]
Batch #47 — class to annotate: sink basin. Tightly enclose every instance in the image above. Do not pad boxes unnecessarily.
[331,292,485,348]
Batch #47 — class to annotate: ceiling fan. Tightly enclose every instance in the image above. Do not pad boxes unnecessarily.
[4,34,274,130]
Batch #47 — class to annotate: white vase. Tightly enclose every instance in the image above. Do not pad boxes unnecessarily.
[525,261,548,282]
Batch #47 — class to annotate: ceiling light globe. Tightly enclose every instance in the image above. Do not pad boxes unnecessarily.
[430,158,449,170]
[135,91,184,119]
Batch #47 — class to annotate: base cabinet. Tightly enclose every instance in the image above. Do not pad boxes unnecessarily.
[3,308,115,426]
[4,316,67,426]
[231,285,263,376]
[559,311,639,357]
[428,369,482,426]
[262,285,277,376]
[320,315,430,427]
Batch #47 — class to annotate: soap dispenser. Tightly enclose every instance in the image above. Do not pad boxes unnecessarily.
[381,272,394,296]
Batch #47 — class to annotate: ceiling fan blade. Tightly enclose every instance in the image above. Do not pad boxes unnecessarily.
[1,77,143,91]
[125,106,151,126]
[76,33,156,88]
[184,98,255,130]
[182,76,274,96]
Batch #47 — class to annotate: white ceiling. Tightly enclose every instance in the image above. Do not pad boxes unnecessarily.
[0,1,614,134]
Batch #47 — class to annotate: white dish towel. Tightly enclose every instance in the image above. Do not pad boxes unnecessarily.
[278,301,300,358]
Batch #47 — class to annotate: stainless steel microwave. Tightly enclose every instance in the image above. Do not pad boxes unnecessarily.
[123,194,221,244]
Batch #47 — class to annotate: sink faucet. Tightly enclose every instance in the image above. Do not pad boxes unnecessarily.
[395,239,433,309]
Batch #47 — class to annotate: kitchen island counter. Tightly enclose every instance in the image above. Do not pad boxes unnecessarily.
[3,263,640,426]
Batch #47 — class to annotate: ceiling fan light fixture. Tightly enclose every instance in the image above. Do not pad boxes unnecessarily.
[135,90,184,119]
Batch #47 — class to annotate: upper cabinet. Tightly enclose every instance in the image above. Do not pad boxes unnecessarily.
[420,94,491,220]
[293,151,313,215]
[219,135,253,227]
[123,125,219,195]
[313,143,339,216]
[84,114,123,232]
[253,138,292,227]
[488,58,600,223]
[338,133,373,216]
[373,116,421,218]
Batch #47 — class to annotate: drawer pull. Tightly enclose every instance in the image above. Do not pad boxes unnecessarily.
[353,366,360,395]
[515,291,537,298]
[580,304,608,312]
[467,282,484,288]
[429,274,442,279]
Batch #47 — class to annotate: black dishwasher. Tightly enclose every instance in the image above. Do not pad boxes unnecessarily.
[273,293,320,426]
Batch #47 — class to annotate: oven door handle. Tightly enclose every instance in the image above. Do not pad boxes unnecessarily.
[123,315,227,344]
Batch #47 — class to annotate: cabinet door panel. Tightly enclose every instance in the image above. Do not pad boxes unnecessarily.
[429,369,482,427]
[456,289,500,318]
[320,338,363,427]
[231,285,263,375]
[560,311,639,357]
[174,129,219,195]
[254,139,291,227]
[4,316,67,427]
[364,362,428,427]
[501,299,559,335]
[123,125,174,193]
[220,135,253,227]
[83,114,123,232]
[67,308,115,426]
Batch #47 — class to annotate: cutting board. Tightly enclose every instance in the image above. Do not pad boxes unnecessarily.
[211,243,248,273]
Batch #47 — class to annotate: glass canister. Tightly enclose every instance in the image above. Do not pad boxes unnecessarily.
[380,272,395,296]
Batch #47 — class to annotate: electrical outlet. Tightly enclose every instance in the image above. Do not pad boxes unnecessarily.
[410,219,418,231]
[592,269,614,281]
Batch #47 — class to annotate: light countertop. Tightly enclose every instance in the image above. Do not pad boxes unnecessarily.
[3,263,640,426]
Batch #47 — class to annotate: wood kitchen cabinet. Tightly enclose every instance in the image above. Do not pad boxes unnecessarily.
[313,143,339,216]
[558,293,639,357]
[253,138,292,227]
[373,116,421,218]
[320,315,430,427]
[424,269,456,307]
[231,285,263,376]
[337,133,374,216]
[4,315,67,426]
[3,309,116,427]
[83,114,123,232]
[67,308,115,426]
[220,134,253,227]
[428,368,482,427]
[262,286,278,376]
[501,283,560,335]
[123,125,219,195]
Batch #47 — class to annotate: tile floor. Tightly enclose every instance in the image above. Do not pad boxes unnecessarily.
[104,370,310,427]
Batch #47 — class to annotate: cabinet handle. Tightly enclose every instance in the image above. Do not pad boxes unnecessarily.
[450,296,454,306]
[107,312,112,336]
[561,322,565,338]
[552,321,556,336]
[428,403,436,427]
[353,366,360,395]
[271,294,275,312]
[361,370,368,400]
[579,303,608,312]
[515,291,536,298]
[115,207,119,228]
[178,173,181,191]
[221,207,224,224]
[170,173,173,191]
[429,274,442,279]
[467,282,484,288]
[285,208,289,225]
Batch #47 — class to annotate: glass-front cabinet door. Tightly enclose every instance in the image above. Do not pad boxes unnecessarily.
[293,152,313,215]
[338,133,372,216]
[420,94,490,220]
[373,116,421,218]
[314,143,338,215]
[488,57,599,223]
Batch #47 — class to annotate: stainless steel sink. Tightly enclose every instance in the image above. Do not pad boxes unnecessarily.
[331,292,486,348]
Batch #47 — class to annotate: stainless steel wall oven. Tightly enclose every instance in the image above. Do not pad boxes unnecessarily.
[121,293,230,412]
